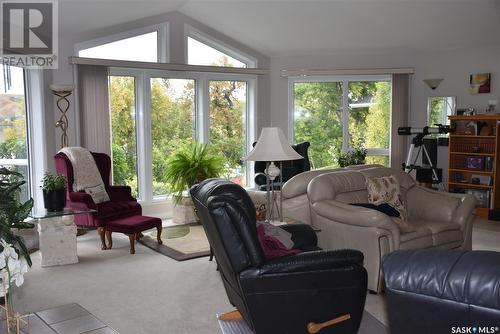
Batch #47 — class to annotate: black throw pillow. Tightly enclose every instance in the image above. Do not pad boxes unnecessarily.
[350,203,401,217]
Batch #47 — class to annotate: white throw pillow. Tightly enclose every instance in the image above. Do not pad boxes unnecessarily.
[366,175,408,221]
[84,184,110,204]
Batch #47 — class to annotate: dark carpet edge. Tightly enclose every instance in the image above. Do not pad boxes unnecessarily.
[138,235,210,261]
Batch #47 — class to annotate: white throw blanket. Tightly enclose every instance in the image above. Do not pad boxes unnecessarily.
[59,147,110,204]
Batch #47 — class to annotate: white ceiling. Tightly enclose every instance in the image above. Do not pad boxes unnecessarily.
[60,0,500,57]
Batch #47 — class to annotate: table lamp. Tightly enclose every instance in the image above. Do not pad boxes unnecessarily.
[245,127,303,222]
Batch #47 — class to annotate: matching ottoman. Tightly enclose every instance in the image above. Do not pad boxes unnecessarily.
[103,215,163,254]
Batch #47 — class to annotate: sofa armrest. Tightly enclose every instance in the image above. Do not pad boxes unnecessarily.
[452,193,476,228]
[247,249,364,276]
[280,223,318,249]
[406,186,473,225]
[107,185,135,202]
[311,200,401,248]
[69,192,97,209]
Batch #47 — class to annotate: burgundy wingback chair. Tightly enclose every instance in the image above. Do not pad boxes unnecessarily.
[54,152,142,228]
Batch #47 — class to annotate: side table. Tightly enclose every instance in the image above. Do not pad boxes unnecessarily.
[31,209,95,267]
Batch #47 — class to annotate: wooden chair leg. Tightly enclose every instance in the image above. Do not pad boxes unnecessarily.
[98,227,107,250]
[105,230,113,249]
[219,310,242,321]
[156,226,163,244]
[128,234,136,254]
[307,314,351,334]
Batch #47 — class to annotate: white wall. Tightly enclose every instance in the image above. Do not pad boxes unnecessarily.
[269,45,500,182]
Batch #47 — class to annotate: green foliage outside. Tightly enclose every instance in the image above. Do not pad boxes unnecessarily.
[294,81,391,168]
[109,56,247,197]
[0,95,27,159]
[0,167,35,266]
[164,142,225,204]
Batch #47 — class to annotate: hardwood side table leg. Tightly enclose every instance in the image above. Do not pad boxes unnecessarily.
[128,234,136,254]
[98,227,107,250]
[156,226,163,245]
[105,230,113,249]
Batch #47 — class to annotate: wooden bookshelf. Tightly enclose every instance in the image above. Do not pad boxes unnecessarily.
[448,115,500,218]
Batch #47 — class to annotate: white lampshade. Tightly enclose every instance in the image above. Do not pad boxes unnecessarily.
[245,127,303,161]
[50,84,74,92]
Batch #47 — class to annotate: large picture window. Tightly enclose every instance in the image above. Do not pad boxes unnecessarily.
[150,77,195,196]
[0,65,30,201]
[292,76,391,168]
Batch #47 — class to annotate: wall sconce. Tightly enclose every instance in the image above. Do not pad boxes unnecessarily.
[423,78,444,90]
[50,84,74,148]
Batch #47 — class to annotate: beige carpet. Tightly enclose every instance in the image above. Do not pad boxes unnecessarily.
[12,217,500,334]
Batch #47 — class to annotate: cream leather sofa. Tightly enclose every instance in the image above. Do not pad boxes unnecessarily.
[308,166,476,293]
[247,164,382,225]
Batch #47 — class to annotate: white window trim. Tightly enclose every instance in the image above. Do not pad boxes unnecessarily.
[288,74,392,162]
[24,70,47,212]
[74,23,169,63]
[184,24,257,68]
[109,67,257,205]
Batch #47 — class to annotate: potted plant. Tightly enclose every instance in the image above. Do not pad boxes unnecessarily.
[0,167,35,266]
[164,142,225,224]
[41,173,67,212]
[337,146,367,168]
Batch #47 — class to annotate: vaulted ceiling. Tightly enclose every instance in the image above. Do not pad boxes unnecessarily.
[60,0,500,56]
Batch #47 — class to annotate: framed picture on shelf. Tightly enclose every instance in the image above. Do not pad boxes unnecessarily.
[466,156,484,170]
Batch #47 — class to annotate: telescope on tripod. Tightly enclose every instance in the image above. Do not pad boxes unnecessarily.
[398,124,453,187]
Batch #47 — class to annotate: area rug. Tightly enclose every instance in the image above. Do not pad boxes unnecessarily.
[217,310,387,334]
[138,225,211,261]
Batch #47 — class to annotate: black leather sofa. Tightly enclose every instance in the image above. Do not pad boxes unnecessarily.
[190,178,368,334]
[383,250,500,334]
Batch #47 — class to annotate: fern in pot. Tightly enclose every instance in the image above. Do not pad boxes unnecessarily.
[41,173,67,212]
[164,142,225,224]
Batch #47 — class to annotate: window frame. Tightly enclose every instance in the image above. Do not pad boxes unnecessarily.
[109,67,257,204]
[74,23,169,63]
[288,75,392,165]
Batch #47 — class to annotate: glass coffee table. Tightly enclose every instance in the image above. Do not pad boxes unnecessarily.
[30,209,96,267]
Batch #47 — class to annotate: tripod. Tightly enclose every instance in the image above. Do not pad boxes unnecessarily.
[402,133,444,190]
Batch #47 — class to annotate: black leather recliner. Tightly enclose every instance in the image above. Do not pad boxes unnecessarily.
[383,250,500,334]
[254,141,311,191]
[190,178,368,334]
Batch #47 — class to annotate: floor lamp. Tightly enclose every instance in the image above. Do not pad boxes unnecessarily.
[245,127,303,223]
[50,84,74,148]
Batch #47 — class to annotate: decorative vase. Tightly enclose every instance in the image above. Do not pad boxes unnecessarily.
[43,189,66,212]
[172,197,199,225]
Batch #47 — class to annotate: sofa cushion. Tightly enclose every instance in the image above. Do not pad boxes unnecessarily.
[399,228,433,249]
[413,220,462,234]
[366,175,408,220]
[431,230,464,247]
[97,200,142,220]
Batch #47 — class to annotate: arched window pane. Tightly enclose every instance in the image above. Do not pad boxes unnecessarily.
[187,37,246,68]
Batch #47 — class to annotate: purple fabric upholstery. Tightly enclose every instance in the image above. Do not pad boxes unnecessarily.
[97,201,142,220]
[105,215,162,234]
[55,151,141,228]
